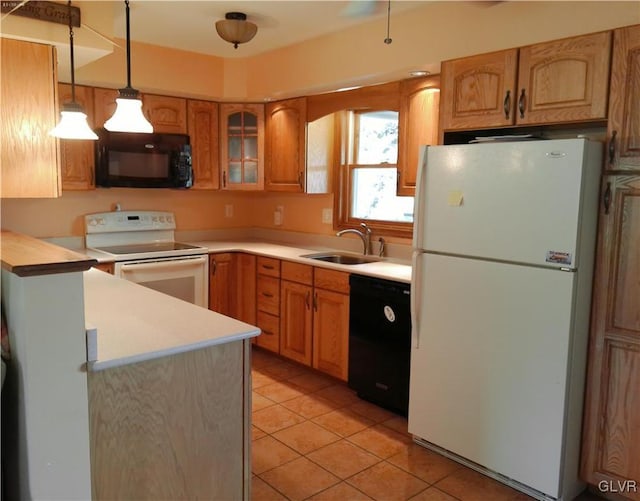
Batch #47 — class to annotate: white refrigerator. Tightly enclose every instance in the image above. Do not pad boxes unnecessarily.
[408,138,603,501]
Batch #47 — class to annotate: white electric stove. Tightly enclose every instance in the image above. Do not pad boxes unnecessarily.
[85,210,209,307]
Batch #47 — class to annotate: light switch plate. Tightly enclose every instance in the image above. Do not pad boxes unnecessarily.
[322,208,332,224]
[224,204,233,218]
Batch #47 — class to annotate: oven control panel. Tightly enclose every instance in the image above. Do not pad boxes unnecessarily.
[85,211,176,233]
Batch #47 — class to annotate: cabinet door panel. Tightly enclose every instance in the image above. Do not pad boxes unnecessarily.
[236,254,256,325]
[58,84,95,190]
[313,288,349,381]
[187,100,220,189]
[257,276,280,316]
[265,98,306,192]
[517,31,611,125]
[256,311,280,353]
[93,87,118,129]
[581,176,640,498]
[607,25,640,172]
[209,253,236,316]
[440,49,518,131]
[280,281,312,365]
[1,39,60,198]
[142,94,187,134]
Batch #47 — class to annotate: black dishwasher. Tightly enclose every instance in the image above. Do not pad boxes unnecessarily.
[348,274,411,416]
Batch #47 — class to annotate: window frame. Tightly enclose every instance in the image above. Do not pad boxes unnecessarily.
[334,109,414,238]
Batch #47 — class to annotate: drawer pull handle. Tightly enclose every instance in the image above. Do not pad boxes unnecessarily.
[262,265,275,270]
[503,90,511,119]
[518,89,526,119]
[262,329,274,336]
[262,292,274,298]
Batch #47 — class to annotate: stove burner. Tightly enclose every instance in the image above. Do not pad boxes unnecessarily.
[95,242,202,255]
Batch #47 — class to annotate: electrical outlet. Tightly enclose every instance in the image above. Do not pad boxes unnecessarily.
[322,208,333,224]
[224,204,233,218]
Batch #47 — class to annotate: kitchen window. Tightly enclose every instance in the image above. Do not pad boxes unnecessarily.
[336,110,414,237]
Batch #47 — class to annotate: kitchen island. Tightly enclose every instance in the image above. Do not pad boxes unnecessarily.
[1,231,259,500]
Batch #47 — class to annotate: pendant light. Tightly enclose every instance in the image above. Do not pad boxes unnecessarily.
[49,1,98,140]
[104,0,153,133]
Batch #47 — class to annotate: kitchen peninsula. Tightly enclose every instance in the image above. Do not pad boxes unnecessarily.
[1,231,259,500]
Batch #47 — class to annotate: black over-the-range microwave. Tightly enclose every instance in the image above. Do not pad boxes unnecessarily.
[94,128,193,188]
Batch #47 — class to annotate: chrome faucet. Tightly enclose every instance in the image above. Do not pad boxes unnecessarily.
[336,223,372,255]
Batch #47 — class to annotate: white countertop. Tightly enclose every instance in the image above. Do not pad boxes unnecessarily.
[83,268,260,371]
[88,240,412,283]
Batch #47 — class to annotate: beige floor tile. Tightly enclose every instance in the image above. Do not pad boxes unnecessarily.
[307,440,381,479]
[312,408,375,437]
[262,360,308,380]
[253,371,281,389]
[287,371,336,392]
[380,415,410,436]
[314,384,360,407]
[408,486,459,501]
[253,435,301,474]
[273,420,341,455]
[253,392,277,411]
[435,467,532,501]
[255,380,307,403]
[349,400,398,423]
[281,394,339,419]
[307,481,374,500]
[253,425,268,441]
[260,457,340,501]
[252,475,289,501]
[348,425,413,459]
[253,404,307,434]
[387,444,461,484]
[347,462,429,501]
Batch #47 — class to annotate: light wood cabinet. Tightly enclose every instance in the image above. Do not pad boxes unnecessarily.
[58,83,96,190]
[265,97,307,192]
[187,99,220,189]
[605,25,640,172]
[255,257,281,353]
[1,38,61,198]
[209,253,236,316]
[396,76,440,196]
[220,103,264,190]
[278,262,350,380]
[92,87,118,129]
[440,31,611,132]
[236,253,256,325]
[280,262,313,365]
[142,94,187,134]
[581,175,640,500]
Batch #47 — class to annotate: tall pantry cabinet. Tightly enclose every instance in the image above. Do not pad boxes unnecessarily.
[581,24,640,501]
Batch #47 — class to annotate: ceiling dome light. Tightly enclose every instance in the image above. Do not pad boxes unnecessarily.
[50,1,97,140]
[215,12,257,49]
[104,0,153,133]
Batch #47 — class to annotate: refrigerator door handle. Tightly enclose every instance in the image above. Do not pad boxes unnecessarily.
[412,146,429,250]
[411,250,422,349]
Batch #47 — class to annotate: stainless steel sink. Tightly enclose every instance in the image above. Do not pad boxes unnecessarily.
[301,252,380,265]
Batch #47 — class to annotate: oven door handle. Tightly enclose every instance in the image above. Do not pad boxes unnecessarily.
[119,255,208,271]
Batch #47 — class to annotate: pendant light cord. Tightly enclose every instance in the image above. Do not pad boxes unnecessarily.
[67,0,76,103]
[384,0,392,45]
[125,0,132,89]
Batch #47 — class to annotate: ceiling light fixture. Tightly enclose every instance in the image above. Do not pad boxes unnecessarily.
[104,0,153,133]
[216,12,257,49]
[49,1,98,140]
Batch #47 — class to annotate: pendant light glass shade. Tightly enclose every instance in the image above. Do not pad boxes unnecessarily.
[104,96,153,133]
[216,12,257,49]
[49,1,98,140]
[103,0,153,133]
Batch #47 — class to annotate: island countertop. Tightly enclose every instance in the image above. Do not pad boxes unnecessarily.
[84,268,260,371]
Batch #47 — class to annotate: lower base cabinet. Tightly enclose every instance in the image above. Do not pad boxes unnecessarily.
[209,252,256,324]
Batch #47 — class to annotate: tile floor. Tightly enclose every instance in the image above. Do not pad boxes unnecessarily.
[251,347,601,501]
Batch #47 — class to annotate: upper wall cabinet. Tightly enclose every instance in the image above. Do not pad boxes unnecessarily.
[265,97,307,192]
[397,76,440,196]
[440,31,612,132]
[93,88,187,134]
[187,99,220,190]
[606,24,640,172]
[1,38,60,198]
[219,103,265,190]
[59,84,95,190]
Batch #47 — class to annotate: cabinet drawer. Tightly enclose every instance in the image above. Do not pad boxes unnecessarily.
[281,261,313,285]
[256,311,280,353]
[257,257,280,277]
[314,268,350,294]
[257,275,280,315]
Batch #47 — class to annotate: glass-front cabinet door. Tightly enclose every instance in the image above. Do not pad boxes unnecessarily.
[220,103,264,190]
